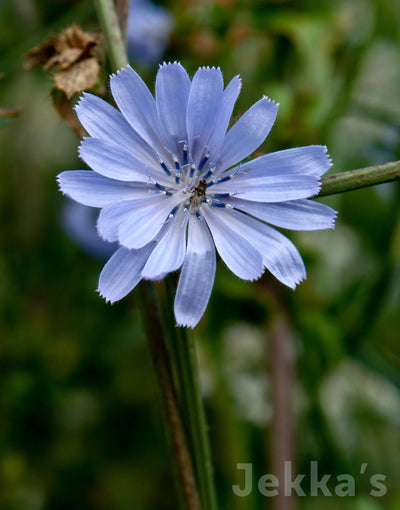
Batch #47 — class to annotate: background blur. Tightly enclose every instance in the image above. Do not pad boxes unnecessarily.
[1,0,400,509]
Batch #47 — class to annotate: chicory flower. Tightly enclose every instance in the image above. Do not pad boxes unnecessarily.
[58,62,336,327]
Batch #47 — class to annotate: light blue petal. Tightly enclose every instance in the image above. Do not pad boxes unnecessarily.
[211,207,306,288]
[79,137,150,182]
[97,200,136,242]
[110,66,171,160]
[98,244,154,303]
[174,216,216,328]
[58,170,149,207]
[217,96,278,173]
[226,198,337,231]
[211,174,320,202]
[156,62,191,147]
[202,207,264,281]
[75,92,160,169]
[142,207,188,279]
[232,145,332,179]
[208,75,242,160]
[186,67,224,166]
[117,195,182,249]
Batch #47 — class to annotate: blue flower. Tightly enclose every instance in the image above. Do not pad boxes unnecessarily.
[58,63,336,328]
[127,0,174,66]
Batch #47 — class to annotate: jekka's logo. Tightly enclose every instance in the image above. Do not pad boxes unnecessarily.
[232,462,387,498]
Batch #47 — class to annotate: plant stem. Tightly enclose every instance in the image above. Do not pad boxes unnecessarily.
[174,328,218,510]
[139,283,201,510]
[318,160,400,197]
[95,0,128,70]
[165,279,218,510]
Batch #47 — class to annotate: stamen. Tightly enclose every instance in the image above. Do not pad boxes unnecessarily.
[183,143,188,166]
[209,200,233,209]
[208,174,233,187]
[198,151,210,171]
[189,163,196,178]
[202,166,216,180]
[168,205,179,219]
[211,192,237,198]
[159,160,171,176]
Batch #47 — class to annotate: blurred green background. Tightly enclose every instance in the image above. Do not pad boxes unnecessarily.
[1,0,400,509]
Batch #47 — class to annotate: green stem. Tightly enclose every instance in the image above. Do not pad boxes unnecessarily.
[139,283,201,510]
[176,328,218,510]
[95,0,128,70]
[318,160,400,197]
[165,280,218,510]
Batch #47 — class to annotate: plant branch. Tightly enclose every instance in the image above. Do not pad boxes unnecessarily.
[318,160,400,197]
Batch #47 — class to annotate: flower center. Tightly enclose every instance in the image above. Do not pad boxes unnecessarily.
[188,179,207,214]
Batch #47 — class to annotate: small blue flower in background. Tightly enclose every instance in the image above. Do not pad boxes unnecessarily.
[58,62,336,328]
[61,202,118,259]
[127,0,174,66]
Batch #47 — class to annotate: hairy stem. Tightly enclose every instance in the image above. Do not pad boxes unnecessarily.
[318,160,400,197]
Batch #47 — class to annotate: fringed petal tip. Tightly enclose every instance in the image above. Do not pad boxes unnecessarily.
[199,66,221,72]
[96,287,113,304]
[159,60,182,68]
[175,318,196,329]
[320,144,333,169]
[56,171,74,197]
[328,208,338,229]
[262,95,280,108]
[110,64,134,79]
[56,173,63,192]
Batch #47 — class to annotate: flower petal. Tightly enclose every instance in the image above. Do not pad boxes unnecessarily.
[156,62,191,148]
[110,66,171,159]
[208,75,242,159]
[186,66,224,166]
[117,195,182,249]
[98,244,154,303]
[209,207,306,288]
[230,145,332,179]
[142,206,188,279]
[226,197,337,231]
[75,92,160,169]
[211,174,320,202]
[79,137,150,182]
[217,96,278,173]
[58,170,149,207]
[97,200,137,242]
[174,216,216,328]
[202,206,264,280]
